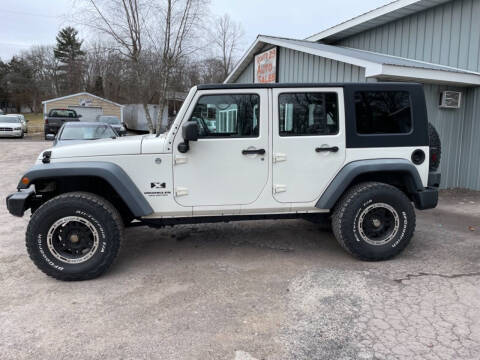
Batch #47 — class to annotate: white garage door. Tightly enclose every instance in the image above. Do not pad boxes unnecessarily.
[69,106,103,122]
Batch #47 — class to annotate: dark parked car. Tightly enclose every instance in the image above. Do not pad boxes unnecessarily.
[47,122,118,146]
[95,115,127,136]
[44,109,82,139]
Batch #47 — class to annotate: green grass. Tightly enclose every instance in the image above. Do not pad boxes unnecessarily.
[22,113,44,133]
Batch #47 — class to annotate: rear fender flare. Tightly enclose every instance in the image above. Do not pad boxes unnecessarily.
[316,159,424,210]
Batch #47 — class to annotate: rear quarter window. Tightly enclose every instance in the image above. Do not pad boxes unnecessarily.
[354,91,412,134]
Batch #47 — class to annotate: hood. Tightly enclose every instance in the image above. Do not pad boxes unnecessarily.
[0,122,21,128]
[140,133,169,154]
[54,139,93,147]
[40,135,146,160]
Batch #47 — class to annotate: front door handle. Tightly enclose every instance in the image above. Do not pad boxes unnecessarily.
[242,148,266,155]
[315,146,339,153]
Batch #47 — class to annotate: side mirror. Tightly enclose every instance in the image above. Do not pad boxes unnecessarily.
[178,121,199,153]
[46,133,55,141]
[182,121,199,141]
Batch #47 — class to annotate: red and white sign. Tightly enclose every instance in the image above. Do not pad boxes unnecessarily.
[254,47,277,83]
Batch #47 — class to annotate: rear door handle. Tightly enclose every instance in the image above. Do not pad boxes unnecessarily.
[315,146,339,153]
[242,148,266,155]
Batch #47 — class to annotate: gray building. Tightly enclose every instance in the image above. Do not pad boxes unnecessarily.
[226,0,480,190]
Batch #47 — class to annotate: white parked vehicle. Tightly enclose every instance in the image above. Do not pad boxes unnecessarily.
[5,114,27,133]
[0,115,24,138]
[7,83,441,280]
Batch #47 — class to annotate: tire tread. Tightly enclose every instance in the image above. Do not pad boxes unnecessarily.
[26,192,123,281]
[332,182,416,261]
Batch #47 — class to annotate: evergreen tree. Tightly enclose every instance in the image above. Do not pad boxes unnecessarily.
[6,57,35,112]
[54,27,85,94]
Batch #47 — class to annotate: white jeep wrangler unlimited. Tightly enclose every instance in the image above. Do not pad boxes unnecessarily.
[7,83,441,281]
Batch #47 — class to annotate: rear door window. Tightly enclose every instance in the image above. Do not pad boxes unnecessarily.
[354,91,412,134]
[278,92,339,136]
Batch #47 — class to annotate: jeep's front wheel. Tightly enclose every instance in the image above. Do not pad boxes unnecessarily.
[332,182,415,261]
[26,192,123,281]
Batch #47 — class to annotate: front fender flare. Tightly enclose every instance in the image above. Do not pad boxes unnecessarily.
[18,161,153,217]
[316,159,424,210]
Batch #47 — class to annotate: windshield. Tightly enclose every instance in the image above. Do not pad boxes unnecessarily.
[0,116,20,123]
[97,116,120,124]
[49,109,77,118]
[60,125,116,140]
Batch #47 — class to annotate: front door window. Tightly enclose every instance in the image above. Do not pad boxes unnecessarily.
[189,94,259,138]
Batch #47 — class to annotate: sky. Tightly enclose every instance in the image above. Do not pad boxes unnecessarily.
[0,0,392,61]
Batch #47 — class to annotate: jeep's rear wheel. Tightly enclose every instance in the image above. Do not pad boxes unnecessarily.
[26,192,123,281]
[332,182,415,261]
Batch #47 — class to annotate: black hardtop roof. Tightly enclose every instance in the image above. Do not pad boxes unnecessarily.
[196,82,423,90]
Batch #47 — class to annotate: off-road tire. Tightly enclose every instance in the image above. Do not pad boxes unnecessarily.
[428,122,441,171]
[26,192,123,281]
[332,182,415,261]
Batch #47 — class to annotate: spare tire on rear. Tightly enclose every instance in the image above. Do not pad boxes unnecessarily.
[428,122,441,171]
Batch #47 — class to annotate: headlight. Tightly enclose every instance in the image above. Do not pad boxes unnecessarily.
[14,127,21,130]
[120,126,125,131]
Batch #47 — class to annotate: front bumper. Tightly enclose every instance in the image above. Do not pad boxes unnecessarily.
[0,130,22,137]
[6,188,35,217]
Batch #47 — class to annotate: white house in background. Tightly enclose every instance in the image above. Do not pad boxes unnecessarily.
[42,92,123,123]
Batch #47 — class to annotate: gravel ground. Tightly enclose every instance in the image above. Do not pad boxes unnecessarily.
[1,140,479,360]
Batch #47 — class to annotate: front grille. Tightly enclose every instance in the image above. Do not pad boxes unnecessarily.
[0,127,13,131]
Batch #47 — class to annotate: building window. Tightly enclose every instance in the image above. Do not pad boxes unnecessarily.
[279,92,339,136]
[189,94,259,138]
[355,91,412,134]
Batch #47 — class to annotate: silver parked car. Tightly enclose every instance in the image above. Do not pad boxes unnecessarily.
[95,115,127,136]
[5,114,27,133]
[48,122,118,146]
[0,115,24,138]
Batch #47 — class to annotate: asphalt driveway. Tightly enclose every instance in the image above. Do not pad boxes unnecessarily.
[1,139,479,360]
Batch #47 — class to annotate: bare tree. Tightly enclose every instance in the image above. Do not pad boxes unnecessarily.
[210,14,244,80]
[78,0,156,132]
[77,0,208,133]
[149,0,208,134]
[24,46,60,100]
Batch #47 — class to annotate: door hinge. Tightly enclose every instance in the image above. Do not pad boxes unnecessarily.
[273,184,287,194]
[175,187,189,197]
[273,153,287,163]
[174,155,188,165]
